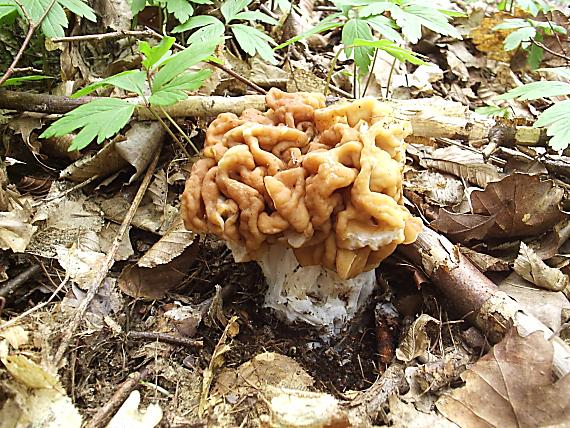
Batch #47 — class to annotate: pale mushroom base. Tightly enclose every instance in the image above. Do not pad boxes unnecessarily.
[228,242,376,334]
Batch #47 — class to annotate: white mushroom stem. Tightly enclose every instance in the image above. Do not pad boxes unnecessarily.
[228,242,376,335]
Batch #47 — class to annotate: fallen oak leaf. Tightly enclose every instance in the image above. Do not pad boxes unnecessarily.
[437,329,570,428]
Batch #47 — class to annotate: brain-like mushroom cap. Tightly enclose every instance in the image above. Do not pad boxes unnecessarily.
[181,88,422,279]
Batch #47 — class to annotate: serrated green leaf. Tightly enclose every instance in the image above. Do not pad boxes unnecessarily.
[72,70,147,98]
[149,69,212,105]
[475,104,510,118]
[494,18,529,30]
[234,10,278,25]
[352,38,427,65]
[131,0,146,14]
[390,1,461,44]
[342,18,374,76]
[359,1,394,18]
[364,15,402,43]
[527,42,543,69]
[172,14,222,32]
[221,0,250,23]
[19,0,68,38]
[503,26,536,51]
[166,0,193,22]
[187,22,225,43]
[534,99,570,151]
[496,81,570,100]
[231,23,276,63]
[0,4,18,22]
[40,98,136,151]
[274,13,343,50]
[0,75,52,87]
[152,38,220,90]
[58,0,95,21]
[140,36,175,70]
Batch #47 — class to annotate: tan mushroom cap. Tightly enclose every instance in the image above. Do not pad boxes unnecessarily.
[181,88,422,279]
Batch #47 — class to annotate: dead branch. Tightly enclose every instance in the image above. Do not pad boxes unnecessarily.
[399,226,570,379]
[53,145,163,368]
[84,365,153,428]
[0,265,41,297]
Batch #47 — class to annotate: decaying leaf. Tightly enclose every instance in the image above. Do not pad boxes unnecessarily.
[432,173,567,242]
[137,218,196,268]
[396,314,441,363]
[106,390,163,428]
[405,170,465,207]
[437,330,570,428]
[0,211,37,253]
[514,242,569,292]
[147,169,168,212]
[118,243,199,299]
[384,394,459,428]
[499,272,570,331]
[0,326,29,349]
[200,316,239,417]
[460,247,510,272]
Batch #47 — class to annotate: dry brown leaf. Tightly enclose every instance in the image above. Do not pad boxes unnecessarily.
[0,211,37,252]
[514,242,569,292]
[396,314,441,363]
[405,170,465,207]
[385,395,459,428]
[437,330,570,428]
[460,247,510,272]
[499,272,570,332]
[419,145,504,188]
[118,243,199,299]
[137,218,196,268]
[432,173,567,242]
[148,169,168,212]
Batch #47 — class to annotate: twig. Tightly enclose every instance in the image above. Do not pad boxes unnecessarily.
[147,107,192,158]
[0,0,57,87]
[84,366,154,428]
[158,105,199,155]
[128,331,203,348]
[530,37,570,63]
[0,273,69,331]
[51,30,156,43]
[53,148,161,367]
[362,49,379,98]
[385,56,398,99]
[0,265,41,297]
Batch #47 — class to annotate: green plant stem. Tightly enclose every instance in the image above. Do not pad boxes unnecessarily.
[159,105,200,155]
[385,56,398,99]
[362,48,379,98]
[325,48,344,97]
[146,107,192,158]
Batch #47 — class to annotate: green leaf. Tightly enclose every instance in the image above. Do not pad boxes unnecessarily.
[494,18,529,30]
[172,14,222,32]
[72,70,147,98]
[364,15,402,43]
[475,104,510,119]
[131,0,146,14]
[342,18,374,76]
[40,98,136,151]
[495,81,570,101]
[19,0,68,38]
[165,0,193,23]
[352,38,428,65]
[359,1,394,18]
[140,36,175,70]
[503,26,536,51]
[231,23,276,63]
[0,75,52,87]
[390,1,461,44]
[221,0,250,23]
[527,42,543,69]
[149,69,212,105]
[274,13,343,50]
[534,99,570,151]
[0,4,18,22]
[58,0,96,21]
[234,10,278,25]
[152,38,220,90]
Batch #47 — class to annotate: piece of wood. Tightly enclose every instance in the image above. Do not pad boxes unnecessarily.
[399,226,570,379]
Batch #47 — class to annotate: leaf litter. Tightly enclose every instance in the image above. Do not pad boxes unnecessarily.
[2,1,570,427]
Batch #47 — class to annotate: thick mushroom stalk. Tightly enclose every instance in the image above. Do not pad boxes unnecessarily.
[181,89,421,332]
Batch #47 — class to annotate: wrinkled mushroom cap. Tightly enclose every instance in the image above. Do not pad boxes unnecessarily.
[181,88,421,279]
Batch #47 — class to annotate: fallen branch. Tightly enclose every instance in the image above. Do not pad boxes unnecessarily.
[53,146,163,368]
[0,265,41,297]
[399,226,570,379]
[128,331,203,348]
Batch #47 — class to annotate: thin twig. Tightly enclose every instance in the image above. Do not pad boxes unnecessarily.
[84,366,154,428]
[0,265,41,297]
[530,37,570,62]
[128,331,204,348]
[51,30,156,43]
[362,48,379,98]
[385,56,398,99]
[159,106,200,155]
[0,273,69,331]
[147,107,192,158]
[53,148,161,367]
[0,0,57,87]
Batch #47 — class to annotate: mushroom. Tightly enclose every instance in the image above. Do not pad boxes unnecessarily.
[181,89,422,333]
